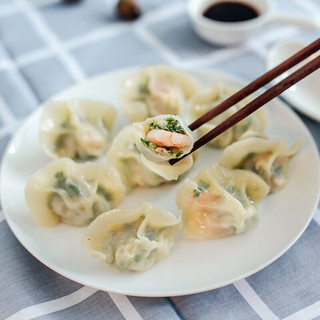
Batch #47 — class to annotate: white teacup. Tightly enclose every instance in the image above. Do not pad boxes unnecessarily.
[188,0,319,46]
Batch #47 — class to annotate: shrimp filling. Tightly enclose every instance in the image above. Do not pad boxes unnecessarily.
[146,129,191,148]
[139,116,193,159]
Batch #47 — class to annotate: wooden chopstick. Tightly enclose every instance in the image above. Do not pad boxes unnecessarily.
[170,39,320,165]
[188,37,320,131]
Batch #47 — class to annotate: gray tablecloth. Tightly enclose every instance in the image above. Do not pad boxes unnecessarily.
[1,0,320,319]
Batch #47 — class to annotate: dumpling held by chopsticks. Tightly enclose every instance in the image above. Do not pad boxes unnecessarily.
[132,114,194,163]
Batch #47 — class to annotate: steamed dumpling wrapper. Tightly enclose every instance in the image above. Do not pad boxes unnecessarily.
[176,165,270,240]
[40,99,116,161]
[107,125,193,188]
[121,64,199,122]
[106,125,167,188]
[25,158,126,227]
[219,136,302,192]
[132,114,195,163]
[82,202,182,271]
[188,84,267,148]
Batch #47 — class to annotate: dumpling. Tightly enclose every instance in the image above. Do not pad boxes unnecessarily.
[107,125,167,188]
[106,125,193,188]
[176,165,270,240]
[139,154,193,181]
[82,202,181,271]
[40,99,117,161]
[219,136,302,192]
[188,84,267,147]
[120,65,199,122]
[132,114,194,163]
[25,158,126,227]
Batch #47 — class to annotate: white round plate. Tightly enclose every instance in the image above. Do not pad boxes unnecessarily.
[266,39,320,123]
[1,68,319,297]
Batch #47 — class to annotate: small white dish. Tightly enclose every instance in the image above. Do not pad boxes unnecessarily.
[266,39,320,123]
[188,0,319,46]
[1,67,319,297]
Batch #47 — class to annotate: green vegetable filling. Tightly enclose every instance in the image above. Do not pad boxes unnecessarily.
[105,216,145,258]
[54,171,81,197]
[148,117,185,134]
[143,225,170,241]
[140,138,156,149]
[193,180,210,198]
[224,185,250,207]
[55,134,70,151]
[148,122,162,130]
[175,150,183,158]
[74,152,96,162]
[224,185,241,200]
[91,186,113,217]
[271,164,283,177]
[61,109,72,128]
[238,152,269,180]
[164,118,185,133]
[138,83,149,94]
[97,185,112,201]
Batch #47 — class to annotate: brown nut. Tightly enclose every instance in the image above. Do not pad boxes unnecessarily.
[116,0,140,20]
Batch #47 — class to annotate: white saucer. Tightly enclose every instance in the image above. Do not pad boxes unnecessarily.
[266,39,320,123]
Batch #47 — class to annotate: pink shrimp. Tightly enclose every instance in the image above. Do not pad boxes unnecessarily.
[146,129,191,148]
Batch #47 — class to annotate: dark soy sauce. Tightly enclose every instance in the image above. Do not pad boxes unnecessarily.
[203,2,259,22]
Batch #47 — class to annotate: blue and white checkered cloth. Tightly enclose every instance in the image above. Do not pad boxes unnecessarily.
[1,0,320,319]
